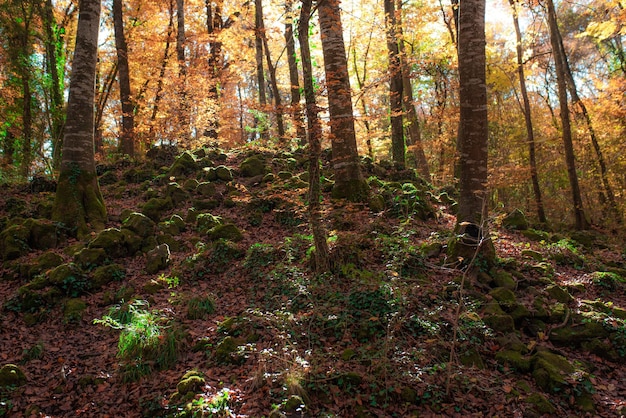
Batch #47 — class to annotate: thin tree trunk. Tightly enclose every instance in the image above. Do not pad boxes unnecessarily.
[113,0,134,156]
[284,0,306,146]
[205,0,223,140]
[384,0,405,169]
[52,0,107,238]
[176,0,188,141]
[351,34,374,160]
[546,0,588,229]
[262,35,285,139]
[254,0,268,141]
[397,0,430,180]
[149,0,175,139]
[509,0,546,223]
[299,0,329,272]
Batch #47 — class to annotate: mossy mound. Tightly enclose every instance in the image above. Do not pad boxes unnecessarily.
[26,251,65,278]
[146,244,171,274]
[0,364,26,387]
[196,213,222,233]
[502,208,529,230]
[240,155,267,177]
[91,264,125,289]
[168,151,198,178]
[142,197,174,223]
[207,224,243,242]
[88,228,127,258]
[63,298,87,323]
[74,247,108,270]
[215,165,233,181]
[166,182,189,206]
[214,336,245,364]
[122,212,156,238]
[0,224,31,260]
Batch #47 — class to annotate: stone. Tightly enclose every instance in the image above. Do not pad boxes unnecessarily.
[531,350,575,392]
[525,393,555,414]
[166,182,189,206]
[196,213,222,232]
[89,228,126,258]
[74,247,108,269]
[168,151,198,178]
[0,224,30,260]
[0,364,27,386]
[502,209,529,230]
[30,251,65,277]
[490,269,517,290]
[196,182,216,197]
[91,264,125,289]
[142,197,173,222]
[122,212,156,238]
[23,219,59,250]
[368,194,385,213]
[145,244,170,274]
[207,224,243,242]
[63,298,87,323]
[495,350,531,372]
[215,165,233,181]
[240,155,267,177]
[545,284,573,303]
[176,373,205,395]
[549,320,609,345]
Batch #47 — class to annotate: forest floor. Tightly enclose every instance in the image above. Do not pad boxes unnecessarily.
[1,145,625,417]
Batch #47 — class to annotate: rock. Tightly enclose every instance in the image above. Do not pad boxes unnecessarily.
[483,314,515,333]
[145,244,170,274]
[120,228,144,255]
[495,350,531,372]
[29,251,65,277]
[196,213,222,232]
[215,165,233,181]
[544,284,573,303]
[531,350,575,392]
[74,247,107,270]
[521,249,543,261]
[549,320,609,345]
[489,287,518,310]
[215,336,243,364]
[0,224,30,260]
[525,393,555,414]
[168,151,198,178]
[207,224,243,242]
[91,264,125,289]
[166,182,189,206]
[0,364,26,387]
[277,171,293,180]
[502,209,529,230]
[88,228,126,258]
[142,197,173,222]
[520,229,550,242]
[490,269,517,290]
[122,212,156,238]
[63,298,87,323]
[176,372,205,395]
[98,170,118,185]
[23,219,59,250]
[240,155,267,177]
[368,194,385,213]
[196,182,216,197]
[47,263,86,289]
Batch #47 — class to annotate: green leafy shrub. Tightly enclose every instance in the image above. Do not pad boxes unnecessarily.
[186,295,216,320]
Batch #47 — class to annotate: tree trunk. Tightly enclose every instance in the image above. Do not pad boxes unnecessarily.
[21,68,32,179]
[149,0,175,139]
[52,0,107,238]
[384,0,405,169]
[254,0,269,141]
[452,0,494,263]
[262,34,285,140]
[284,0,306,146]
[113,0,134,156]
[546,0,588,230]
[397,0,430,180]
[299,0,330,272]
[509,0,546,224]
[42,0,65,170]
[205,0,223,140]
[176,0,188,141]
[351,34,374,160]
[318,0,368,201]
[554,21,620,223]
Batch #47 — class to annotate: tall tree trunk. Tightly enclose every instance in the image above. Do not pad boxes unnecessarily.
[351,34,374,160]
[397,0,430,180]
[554,21,620,223]
[285,1,306,146]
[176,0,188,141]
[205,0,223,140]
[21,70,32,179]
[149,0,175,139]
[384,0,405,169]
[546,0,588,230]
[254,0,269,141]
[299,0,329,272]
[509,0,546,224]
[262,35,285,140]
[454,0,493,260]
[113,0,134,156]
[52,0,107,238]
[318,0,368,201]
[42,0,65,169]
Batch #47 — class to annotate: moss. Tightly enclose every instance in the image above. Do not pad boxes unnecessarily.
[176,374,205,395]
[521,249,544,261]
[483,314,515,333]
[0,224,30,260]
[142,197,173,222]
[331,177,369,202]
[196,213,222,232]
[525,393,555,414]
[490,269,517,290]
[495,350,531,372]
[208,224,243,242]
[459,348,485,369]
[145,244,170,274]
[215,165,233,181]
[30,251,65,276]
[88,228,126,258]
[196,182,216,197]
[166,182,189,206]
[23,218,59,250]
[52,165,107,239]
[74,247,107,269]
[520,229,550,242]
[240,155,267,177]
[63,298,87,323]
[502,209,529,230]
[120,229,144,255]
[531,350,575,392]
[168,151,198,178]
[122,212,156,238]
[368,194,385,212]
[214,336,243,364]
[91,264,125,289]
[549,320,609,345]
[0,364,27,386]
[545,284,573,303]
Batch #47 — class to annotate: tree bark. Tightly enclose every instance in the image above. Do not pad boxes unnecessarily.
[509,0,546,224]
[546,0,588,230]
[384,0,405,169]
[284,0,306,146]
[52,0,107,238]
[317,0,368,201]
[299,0,330,272]
[254,0,269,141]
[262,33,285,139]
[113,0,134,156]
[176,0,188,140]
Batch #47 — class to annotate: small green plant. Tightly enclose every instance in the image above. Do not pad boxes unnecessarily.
[158,274,180,289]
[94,300,183,382]
[175,388,232,417]
[21,342,44,363]
[187,295,216,320]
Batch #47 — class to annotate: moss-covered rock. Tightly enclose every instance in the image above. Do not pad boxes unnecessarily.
[196,182,216,197]
[168,151,198,178]
[120,228,145,255]
[490,269,517,290]
[544,284,573,303]
[549,320,609,345]
[166,182,189,206]
[157,233,181,252]
[368,194,385,213]
[176,372,205,395]
[495,350,531,372]
[23,218,59,250]
[91,264,125,289]
[525,393,555,414]
[145,244,170,274]
[29,251,65,277]
[192,198,220,211]
[196,213,222,232]
[215,165,233,181]
[240,155,267,177]
[483,314,515,333]
[0,364,27,386]
[142,197,173,222]
[88,228,126,258]
[520,229,551,242]
[521,249,543,261]
[63,298,87,323]
[122,212,156,238]
[47,263,86,290]
[531,350,575,392]
[489,287,518,310]
[74,247,108,269]
[214,336,244,364]
[0,224,30,260]
[502,209,529,230]
[207,223,243,242]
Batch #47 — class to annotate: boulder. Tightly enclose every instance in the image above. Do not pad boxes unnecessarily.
[122,212,156,238]
[0,364,26,387]
[239,155,267,177]
[146,244,170,274]
[502,209,529,230]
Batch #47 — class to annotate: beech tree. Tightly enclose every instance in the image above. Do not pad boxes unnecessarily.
[52,0,106,238]
[113,0,134,156]
[318,0,368,201]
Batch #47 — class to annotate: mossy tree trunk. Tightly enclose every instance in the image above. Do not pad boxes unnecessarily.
[52,0,106,239]
[113,0,135,157]
[318,0,368,202]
